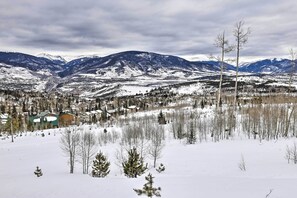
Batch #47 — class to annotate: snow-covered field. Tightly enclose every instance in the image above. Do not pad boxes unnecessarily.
[1,126,297,198]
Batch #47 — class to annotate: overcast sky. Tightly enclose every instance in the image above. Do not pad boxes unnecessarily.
[0,0,296,61]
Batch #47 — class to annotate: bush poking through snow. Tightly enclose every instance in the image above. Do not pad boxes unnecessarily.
[156,163,165,173]
[285,143,297,164]
[238,154,246,171]
[122,147,147,178]
[265,189,273,198]
[134,173,161,198]
[34,166,43,177]
[91,151,110,178]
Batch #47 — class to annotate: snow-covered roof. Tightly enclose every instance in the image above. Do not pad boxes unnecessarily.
[0,113,9,119]
[44,116,57,122]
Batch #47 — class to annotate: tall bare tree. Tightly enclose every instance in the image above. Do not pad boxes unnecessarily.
[78,127,96,174]
[60,127,80,174]
[233,21,251,109]
[289,48,296,91]
[214,31,233,108]
[148,125,165,168]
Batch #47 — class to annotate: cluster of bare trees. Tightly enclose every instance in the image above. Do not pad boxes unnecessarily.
[162,93,297,143]
[168,107,234,143]
[60,126,96,174]
[116,117,165,169]
[241,102,296,141]
[60,117,167,174]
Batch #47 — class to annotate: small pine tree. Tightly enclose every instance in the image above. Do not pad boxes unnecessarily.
[34,166,43,177]
[91,151,110,178]
[156,163,165,173]
[122,147,147,178]
[158,111,166,125]
[200,99,205,109]
[134,173,161,198]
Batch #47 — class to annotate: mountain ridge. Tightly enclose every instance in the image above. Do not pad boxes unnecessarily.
[1,51,296,76]
[0,50,296,97]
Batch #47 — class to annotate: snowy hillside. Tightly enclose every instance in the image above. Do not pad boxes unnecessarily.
[0,63,53,92]
[1,126,297,198]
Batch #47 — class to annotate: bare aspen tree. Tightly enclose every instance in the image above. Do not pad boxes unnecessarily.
[187,113,197,144]
[170,110,185,139]
[289,48,296,91]
[122,121,148,159]
[60,127,80,174]
[10,116,14,143]
[148,126,165,168]
[114,142,128,173]
[233,21,251,110]
[284,105,295,137]
[79,126,96,174]
[214,31,234,108]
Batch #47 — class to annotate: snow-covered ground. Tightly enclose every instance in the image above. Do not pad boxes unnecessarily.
[1,126,297,198]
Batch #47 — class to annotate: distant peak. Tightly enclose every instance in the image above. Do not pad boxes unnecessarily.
[37,53,67,63]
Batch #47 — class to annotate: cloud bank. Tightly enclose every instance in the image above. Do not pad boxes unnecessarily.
[0,0,296,60]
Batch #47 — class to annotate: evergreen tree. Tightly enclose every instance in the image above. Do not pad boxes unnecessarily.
[34,166,43,177]
[122,147,147,178]
[200,99,205,109]
[134,173,161,198]
[91,151,110,178]
[158,111,166,125]
[156,163,165,173]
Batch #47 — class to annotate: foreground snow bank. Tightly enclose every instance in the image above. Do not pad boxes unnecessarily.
[1,128,297,198]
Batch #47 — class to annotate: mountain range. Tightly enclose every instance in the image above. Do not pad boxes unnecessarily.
[0,51,296,97]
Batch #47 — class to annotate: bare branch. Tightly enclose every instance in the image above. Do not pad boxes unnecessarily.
[233,20,251,49]
[265,189,273,198]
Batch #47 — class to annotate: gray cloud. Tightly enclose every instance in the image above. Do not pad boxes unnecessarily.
[0,0,296,60]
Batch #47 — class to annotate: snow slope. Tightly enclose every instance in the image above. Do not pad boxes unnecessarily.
[1,127,297,198]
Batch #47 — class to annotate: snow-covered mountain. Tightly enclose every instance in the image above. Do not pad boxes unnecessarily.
[0,51,296,96]
[58,51,232,78]
[239,58,296,73]
[2,51,296,78]
[0,52,65,72]
[37,53,67,65]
